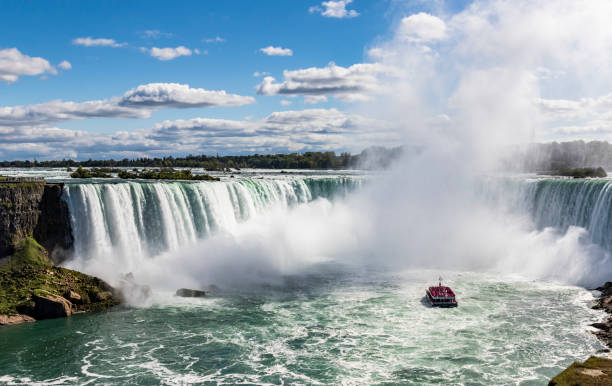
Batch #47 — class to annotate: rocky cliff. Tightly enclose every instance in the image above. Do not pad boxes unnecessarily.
[0,182,73,262]
[0,237,120,325]
[0,181,119,325]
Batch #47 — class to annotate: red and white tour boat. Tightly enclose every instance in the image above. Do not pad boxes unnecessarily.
[426,277,458,308]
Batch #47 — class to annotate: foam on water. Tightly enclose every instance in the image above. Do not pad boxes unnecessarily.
[0,270,604,385]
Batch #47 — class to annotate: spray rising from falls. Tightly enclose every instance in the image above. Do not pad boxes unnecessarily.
[59,169,612,293]
[480,177,612,254]
[63,177,361,262]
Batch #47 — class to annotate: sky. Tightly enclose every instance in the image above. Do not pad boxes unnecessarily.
[1,0,611,161]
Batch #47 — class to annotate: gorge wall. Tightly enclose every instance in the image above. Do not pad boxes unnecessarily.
[0,181,73,262]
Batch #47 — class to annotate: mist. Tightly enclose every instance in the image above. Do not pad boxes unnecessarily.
[64,0,612,301]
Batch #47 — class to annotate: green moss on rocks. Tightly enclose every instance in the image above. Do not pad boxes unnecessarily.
[0,237,119,319]
[549,356,612,385]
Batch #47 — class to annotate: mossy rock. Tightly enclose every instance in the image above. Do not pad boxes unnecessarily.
[550,356,612,385]
[0,237,119,318]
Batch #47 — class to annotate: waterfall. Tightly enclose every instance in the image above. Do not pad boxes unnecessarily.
[62,177,361,260]
[478,177,612,253]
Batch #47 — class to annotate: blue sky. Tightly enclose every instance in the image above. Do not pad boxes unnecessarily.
[2,0,428,159]
[1,0,608,160]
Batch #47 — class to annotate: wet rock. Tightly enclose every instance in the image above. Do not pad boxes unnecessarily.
[591,322,610,330]
[64,290,82,304]
[32,292,72,319]
[175,288,206,298]
[596,282,612,296]
[0,314,35,325]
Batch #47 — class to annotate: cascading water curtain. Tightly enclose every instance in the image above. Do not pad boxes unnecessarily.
[62,177,363,261]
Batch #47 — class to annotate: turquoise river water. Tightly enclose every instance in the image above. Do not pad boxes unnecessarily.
[0,169,611,385]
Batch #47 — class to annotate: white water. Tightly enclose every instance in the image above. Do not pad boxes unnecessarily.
[62,177,360,285]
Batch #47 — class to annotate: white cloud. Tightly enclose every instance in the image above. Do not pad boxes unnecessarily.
[304,95,328,104]
[280,100,293,106]
[58,60,72,70]
[148,46,193,61]
[398,13,447,43]
[119,83,255,108]
[348,0,612,146]
[0,83,255,127]
[0,48,57,83]
[309,0,359,19]
[260,46,293,56]
[256,62,391,102]
[253,71,271,77]
[204,36,226,44]
[72,37,126,48]
[139,30,173,39]
[0,108,397,160]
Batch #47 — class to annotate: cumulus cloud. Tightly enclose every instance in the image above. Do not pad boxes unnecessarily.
[72,37,126,47]
[280,100,292,106]
[147,46,194,60]
[119,83,255,108]
[535,93,612,137]
[397,13,447,43]
[309,0,359,18]
[0,109,397,160]
[256,62,390,102]
[253,71,270,77]
[0,83,255,127]
[347,1,612,146]
[58,60,72,70]
[260,46,293,56]
[204,36,226,44]
[0,48,57,83]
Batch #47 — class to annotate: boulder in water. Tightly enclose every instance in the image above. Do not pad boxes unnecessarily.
[0,314,35,325]
[32,291,72,319]
[175,288,206,298]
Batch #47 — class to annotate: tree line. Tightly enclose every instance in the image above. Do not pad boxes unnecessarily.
[0,147,404,170]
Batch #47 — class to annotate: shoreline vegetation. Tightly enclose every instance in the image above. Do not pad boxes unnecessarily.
[537,167,607,178]
[0,147,403,170]
[69,166,220,181]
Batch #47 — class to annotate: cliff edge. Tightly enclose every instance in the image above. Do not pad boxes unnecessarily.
[0,181,72,263]
[0,180,120,325]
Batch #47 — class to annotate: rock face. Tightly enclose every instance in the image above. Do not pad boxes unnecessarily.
[176,288,207,298]
[32,292,72,319]
[34,184,73,263]
[0,182,45,257]
[64,290,82,304]
[0,182,73,263]
[590,282,612,347]
[0,237,120,325]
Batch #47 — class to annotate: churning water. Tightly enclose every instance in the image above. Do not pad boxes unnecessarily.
[0,270,604,385]
[1,172,611,385]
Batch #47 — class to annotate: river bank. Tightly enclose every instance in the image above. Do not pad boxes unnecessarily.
[548,282,612,385]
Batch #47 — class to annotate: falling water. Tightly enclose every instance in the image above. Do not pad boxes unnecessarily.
[63,177,361,260]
